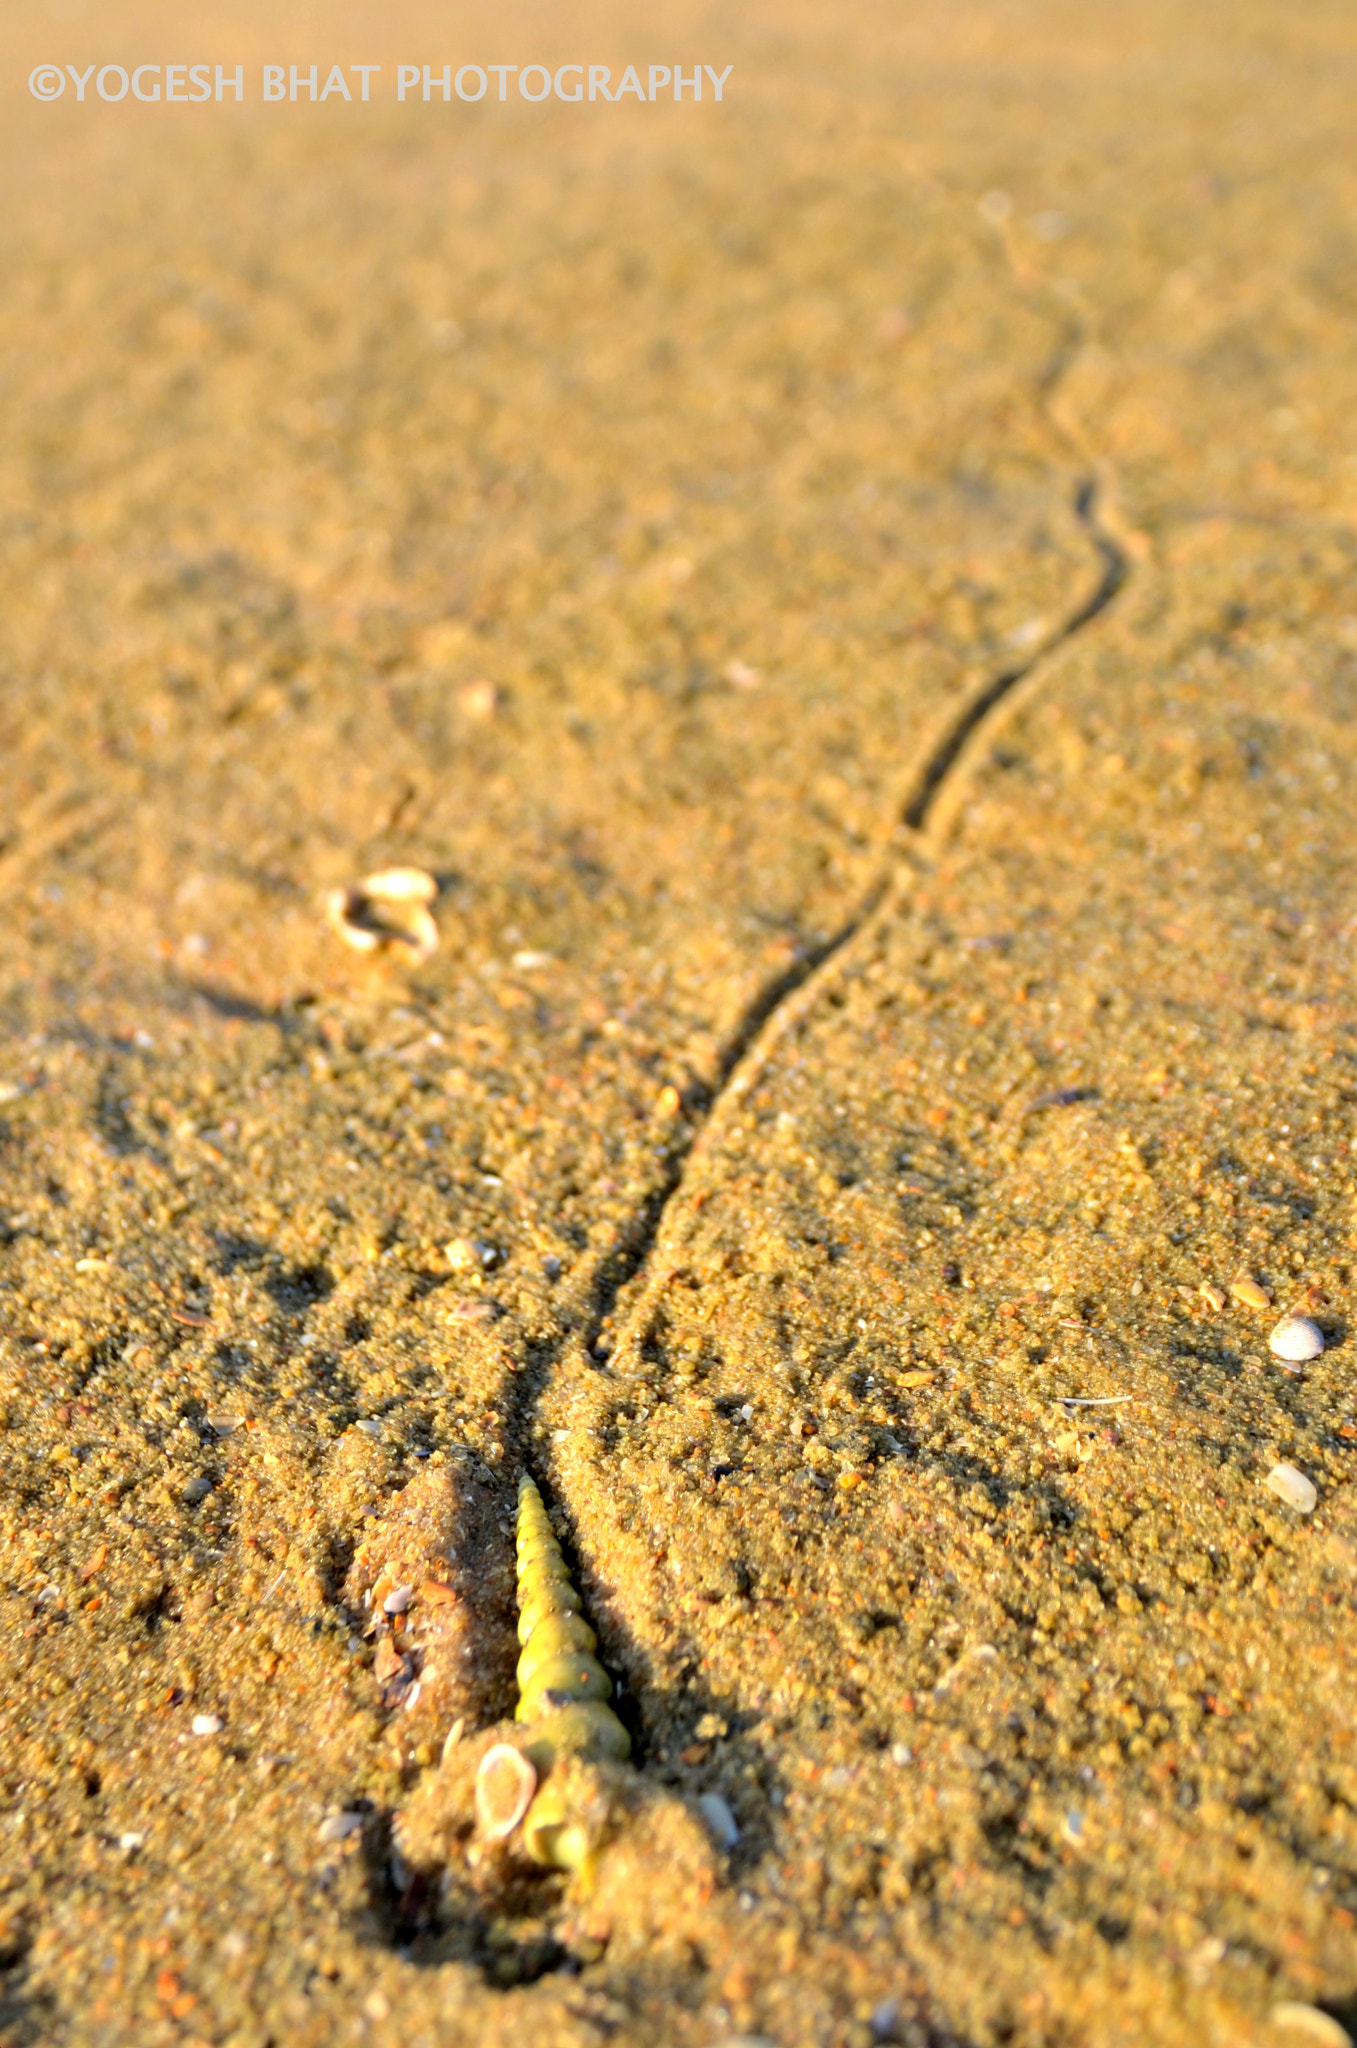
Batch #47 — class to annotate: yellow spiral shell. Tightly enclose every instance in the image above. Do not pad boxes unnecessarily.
[514,1474,630,1869]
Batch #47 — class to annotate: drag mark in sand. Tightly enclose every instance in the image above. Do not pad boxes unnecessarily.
[376,435,1138,1975]
[561,465,1135,1394]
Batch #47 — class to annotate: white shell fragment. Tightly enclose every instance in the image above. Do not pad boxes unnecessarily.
[325,867,438,959]
[191,1713,223,1737]
[1265,1463,1318,1514]
[382,1583,415,1615]
[475,1743,537,1841]
[317,1810,367,1844]
[1269,1316,1325,1363]
[697,1791,741,1849]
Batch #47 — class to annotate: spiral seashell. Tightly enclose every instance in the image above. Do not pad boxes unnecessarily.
[513,1473,631,1870]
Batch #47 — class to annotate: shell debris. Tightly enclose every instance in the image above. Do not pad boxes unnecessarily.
[317,1810,367,1845]
[1265,1463,1318,1514]
[325,866,438,959]
[344,1459,517,1731]
[697,1790,740,1849]
[1230,1271,1272,1311]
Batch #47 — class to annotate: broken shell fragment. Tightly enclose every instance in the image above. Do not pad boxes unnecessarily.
[475,1742,537,1841]
[317,1810,366,1845]
[1265,1462,1317,1514]
[1269,1316,1324,1363]
[325,867,438,958]
[697,1791,740,1849]
[1229,1272,1272,1311]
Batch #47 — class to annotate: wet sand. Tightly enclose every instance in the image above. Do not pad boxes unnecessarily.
[1,3,1356,2044]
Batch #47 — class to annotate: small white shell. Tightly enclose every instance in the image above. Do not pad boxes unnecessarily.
[383,1583,415,1615]
[697,1791,740,1849]
[1265,1463,1317,1514]
[317,1810,366,1844]
[1269,1316,1325,1363]
[325,867,438,959]
[475,1743,537,1841]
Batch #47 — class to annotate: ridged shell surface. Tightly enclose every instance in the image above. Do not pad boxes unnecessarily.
[514,1474,631,1868]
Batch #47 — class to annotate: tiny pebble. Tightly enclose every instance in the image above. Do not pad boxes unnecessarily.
[182,1475,213,1504]
[1269,1316,1324,1363]
[723,658,763,689]
[697,1791,740,1849]
[1199,1282,1227,1311]
[1230,1273,1272,1310]
[1265,1463,1317,1514]
[191,1714,223,1737]
[119,1832,145,1852]
[1061,1810,1085,1845]
[457,678,499,720]
[383,1584,415,1615]
[419,1579,460,1606]
[354,1419,383,1438]
[451,1299,500,1324]
[1271,2006,1353,2048]
[444,1236,492,1272]
[316,1810,366,1845]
